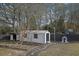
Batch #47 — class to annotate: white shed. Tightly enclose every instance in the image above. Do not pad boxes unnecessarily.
[20,30,50,44]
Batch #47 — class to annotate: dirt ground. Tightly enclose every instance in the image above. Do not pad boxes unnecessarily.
[0,45,39,56]
[38,42,79,56]
[1,41,79,56]
[0,41,42,56]
[0,48,26,56]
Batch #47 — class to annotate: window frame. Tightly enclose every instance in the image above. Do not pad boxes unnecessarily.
[34,34,38,39]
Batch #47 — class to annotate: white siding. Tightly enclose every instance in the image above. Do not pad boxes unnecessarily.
[24,33,46,43]
[31,33,45,43]
[19,30,50,44]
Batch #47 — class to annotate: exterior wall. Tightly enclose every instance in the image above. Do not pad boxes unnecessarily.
[19,30,50,44]
[31,33,45,43]
[16,35,20,40]
[48,32,51,43]
[10,35,13,40]
[23,32,46,43]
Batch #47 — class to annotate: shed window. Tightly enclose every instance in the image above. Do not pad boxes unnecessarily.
[34,34,38,39]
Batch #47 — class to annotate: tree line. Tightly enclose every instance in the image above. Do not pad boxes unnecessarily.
[0,3,79,34]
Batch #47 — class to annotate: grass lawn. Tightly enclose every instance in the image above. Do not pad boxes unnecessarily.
[38,42,79,56]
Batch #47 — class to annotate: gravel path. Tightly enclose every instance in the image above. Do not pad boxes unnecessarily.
[26,43,52,56]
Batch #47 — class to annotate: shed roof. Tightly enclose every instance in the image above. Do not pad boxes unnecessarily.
[21,30,50,33]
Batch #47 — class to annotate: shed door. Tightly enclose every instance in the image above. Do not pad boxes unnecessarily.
[46,33,49,41]
[13,34,16,41]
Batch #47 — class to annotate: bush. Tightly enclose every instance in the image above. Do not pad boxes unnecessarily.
[0,26,13,34]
